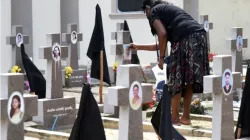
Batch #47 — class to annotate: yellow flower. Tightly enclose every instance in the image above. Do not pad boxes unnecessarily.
[18,68,21,72]
[66,71,69,74]
[13,66,18,70]
[113,62,118,67]
[11,70,16,73]
[68,74,71,76]
[65,76,68,79]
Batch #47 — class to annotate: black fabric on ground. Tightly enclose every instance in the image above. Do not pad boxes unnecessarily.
[87,4,111,86]
[151,85,186,140]
[123,20,140,64]
[21,44,46,99]
[235,67,250,139]
[69,84,106,140]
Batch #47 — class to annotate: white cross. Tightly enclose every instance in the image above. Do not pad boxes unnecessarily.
[200,15,213,52]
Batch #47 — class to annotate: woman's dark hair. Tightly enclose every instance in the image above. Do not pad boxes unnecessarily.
[133,84,139,90]
[225,72,231,77]
[53,46,61,57]
[141,0,171,11]
[10,95,21,118]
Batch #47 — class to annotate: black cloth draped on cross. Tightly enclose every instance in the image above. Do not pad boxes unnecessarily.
[87,4,111,86]
[151,85,186,140]
[235,66,250,139]
[123,20,140,64]
[21,44,46,99]
[69,84,106,140]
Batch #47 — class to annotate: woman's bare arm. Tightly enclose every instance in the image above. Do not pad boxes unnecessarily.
[135,43,157,51]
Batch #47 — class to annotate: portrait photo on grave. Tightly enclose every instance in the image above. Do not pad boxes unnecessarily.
[129,81,143,110]
[204,21,209,32]
[222,69,233,95]
[7,91,25,124]
[52,43,61,61]
[236,36,243,51]
[71,31,78,44]
[16,33,23,47]
[123,44,132,60]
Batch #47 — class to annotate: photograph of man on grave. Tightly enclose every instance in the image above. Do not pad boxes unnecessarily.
[52,43,61,61]
[8,92,25,124]
[71,31,78,44]
[123,44,132,60]
[129,81,142,110]
[237,36,243,51]
[16,33,23,47]
[222,69,233,95]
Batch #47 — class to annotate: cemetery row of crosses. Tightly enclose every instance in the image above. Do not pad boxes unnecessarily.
[0,11,249,140]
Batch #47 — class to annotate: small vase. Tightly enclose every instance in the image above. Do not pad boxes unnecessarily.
[114,72,117,85]
[65,78,70,88]
[142,111,147,121]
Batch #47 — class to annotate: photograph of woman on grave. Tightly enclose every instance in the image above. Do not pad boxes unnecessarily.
[237,36,243,51]
[71,31,78,44]
[52,44,61,61]
[123,44,131,60]
[16,33,23,47]
[222,69,233,95]
[128,0,210,126]
[129,81,142,110]
[8,92,25,124]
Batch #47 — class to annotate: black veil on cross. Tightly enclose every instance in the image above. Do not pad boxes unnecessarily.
[21,44,46,99]
[235,61,250,139]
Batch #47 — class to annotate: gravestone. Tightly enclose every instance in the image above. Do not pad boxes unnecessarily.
[0,73,38,140]
[62,23,87,87]
[108,64,153,140]
[6,25,29,72]
[200,15,213,52]
[203,55,241,140]
[33,33,76,129]
[226,27,248,74]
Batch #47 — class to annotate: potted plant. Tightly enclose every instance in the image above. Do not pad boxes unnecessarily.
[190,98,207,115]
[65,66,73,88]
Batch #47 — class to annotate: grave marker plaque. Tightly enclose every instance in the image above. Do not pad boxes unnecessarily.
[203,55,241,140]
[226,27,248,74]
[0,73,37,140]
[62,23,87,87]
[6,25,29,72]
[200,15,213,52]
[108,64,153,140]
[33,33,76,129]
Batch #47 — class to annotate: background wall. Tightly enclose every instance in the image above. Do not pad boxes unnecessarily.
[199,0,250,59]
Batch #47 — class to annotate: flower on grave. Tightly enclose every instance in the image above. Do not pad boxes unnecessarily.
[24,81,30,92]
[209,53,217,62]
[190,98,207,114]
[65,66,73,79]
[112,62,118,72]
[11,65,21,73]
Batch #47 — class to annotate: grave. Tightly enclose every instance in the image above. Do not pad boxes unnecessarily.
[200,15,213,52]
[203,55,241,140]
[108,64,153,140]
[226,27,248,74]
[33,33,76,129]
[62,23,87,87]
[6,25,29,72]
[0,73,38,140]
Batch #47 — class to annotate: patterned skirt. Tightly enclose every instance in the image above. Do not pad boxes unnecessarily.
[168,31,210,96]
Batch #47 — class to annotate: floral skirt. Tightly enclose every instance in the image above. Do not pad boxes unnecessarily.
[168,31,210,96]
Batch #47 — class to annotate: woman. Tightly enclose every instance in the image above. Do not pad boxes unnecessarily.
[10,95,23,124]
[130,84,142,109]
[53,46,61,60]
[129,0,209,125]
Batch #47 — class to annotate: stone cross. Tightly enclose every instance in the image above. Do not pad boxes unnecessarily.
[111,22,133,65]
[200,15,213,52]
[62,23,83,70]
[0,73,37,140]
[203,55,241,140]
[226,27,248,74]
[6,25,29,72]
[108,64,153,140]
[39,33,68,99]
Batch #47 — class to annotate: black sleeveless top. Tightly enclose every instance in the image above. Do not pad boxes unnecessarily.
[149,4,204,43]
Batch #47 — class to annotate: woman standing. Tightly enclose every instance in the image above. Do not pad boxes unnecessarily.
[129,0,209,125]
